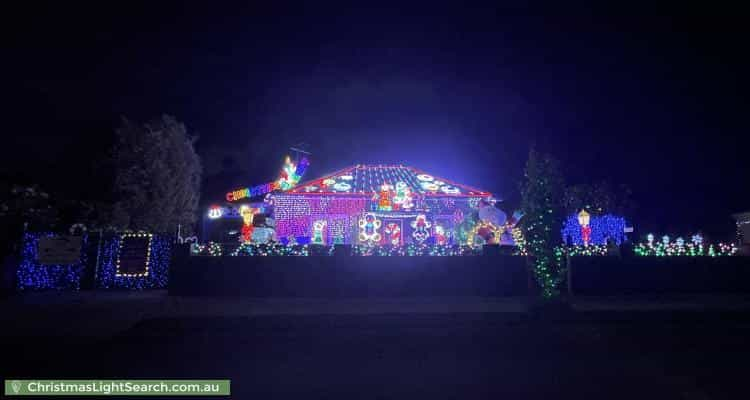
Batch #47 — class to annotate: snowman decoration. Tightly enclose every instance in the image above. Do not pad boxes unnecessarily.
[312,220,327,245]
[392,181,414,210]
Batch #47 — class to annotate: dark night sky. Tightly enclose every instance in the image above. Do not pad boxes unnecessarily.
[4,4,749,238]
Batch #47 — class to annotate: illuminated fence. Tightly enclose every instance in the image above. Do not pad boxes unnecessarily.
[16,232,171,291]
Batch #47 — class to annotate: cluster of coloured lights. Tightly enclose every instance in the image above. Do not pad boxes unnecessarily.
[467,222,503,247]
[191,242,222,256]
[115,232,153,278]
[511,227,527,256]
[555,244,608,258]
[226,156,309,201]
[634,233,738,257]
[188,242,494,256]
[561,213,627,246]
[553,244,608,271]
[230,243,309,256]
[352,243,482,256]
[16,232,88,291]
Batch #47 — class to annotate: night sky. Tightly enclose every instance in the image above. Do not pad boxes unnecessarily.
[5,4,749,238]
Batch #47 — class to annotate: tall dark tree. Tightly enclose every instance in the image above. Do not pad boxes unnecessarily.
[520,148,565,298]
[111,115,202,234]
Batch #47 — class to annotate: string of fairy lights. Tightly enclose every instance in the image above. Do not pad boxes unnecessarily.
[633,234,738,257]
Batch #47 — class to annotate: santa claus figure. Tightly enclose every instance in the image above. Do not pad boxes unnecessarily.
[239,205,258,243]
[434,225,448,245]
[372,183,393,211]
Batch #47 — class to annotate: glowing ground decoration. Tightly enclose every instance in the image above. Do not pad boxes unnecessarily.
[634,234,738,256]
[561,213,627,246]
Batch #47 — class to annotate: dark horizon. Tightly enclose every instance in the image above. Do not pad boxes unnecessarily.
[4,5,749,238]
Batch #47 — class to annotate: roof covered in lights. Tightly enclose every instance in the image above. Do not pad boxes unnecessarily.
[285,164,492,198]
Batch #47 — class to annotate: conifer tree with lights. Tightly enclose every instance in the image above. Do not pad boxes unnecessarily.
[520,148,565,298]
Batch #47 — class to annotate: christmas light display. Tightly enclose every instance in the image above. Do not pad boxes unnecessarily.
[273,196,369,244]
[288,165,489,197]
[434,225,448,245]
[208,206,223,219]
[97,234,170,289]
[239,205,258,242]
[116,232,153,278]
[467,222,502,247]
[578,210,592,245]
[634,234,738,257]
[230,243,309,256]
[311,220,327,244]
[384,222,402,245]
[359,213,383,243]
[268,165,493,245]
[512,227,527,256]
[372,183,394,211]
[191,242,222,256]
[351,243,481,256]
[561,213,627,246]
[225,155,309,201]
[410,214,431,243]
[16,232,88,291]
[392,181,414,210]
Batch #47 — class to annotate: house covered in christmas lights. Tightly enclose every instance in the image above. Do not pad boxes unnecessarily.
[270,164,507,246]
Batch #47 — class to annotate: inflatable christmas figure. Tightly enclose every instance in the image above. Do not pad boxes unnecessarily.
[411,214,431,243]
[384,222,401,245]
[372,183,394,211]
[434,225,448,245]
[358,213,382,243]
[239,205,258,243]
[312,220,327,245]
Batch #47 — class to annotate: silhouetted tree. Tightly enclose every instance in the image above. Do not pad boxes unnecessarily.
[111,115,201,234]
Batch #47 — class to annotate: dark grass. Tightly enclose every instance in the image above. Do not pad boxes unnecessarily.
[3,311,750,399]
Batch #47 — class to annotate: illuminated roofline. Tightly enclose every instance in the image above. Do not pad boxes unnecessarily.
[287,164,494,197]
